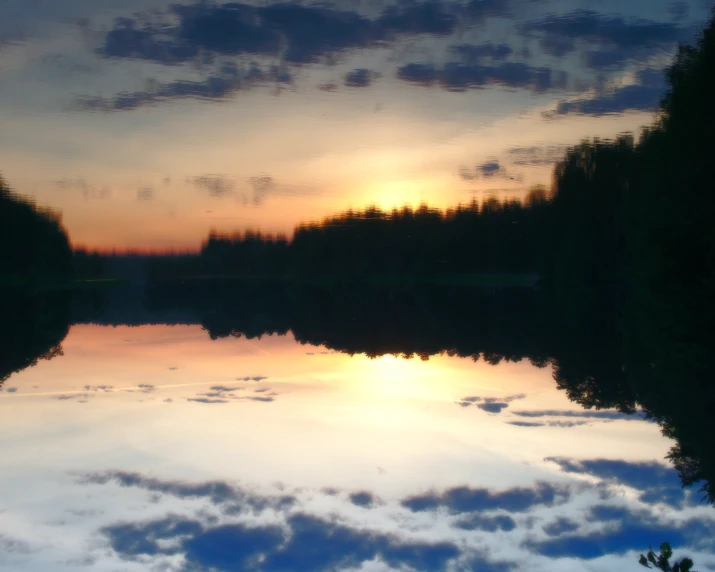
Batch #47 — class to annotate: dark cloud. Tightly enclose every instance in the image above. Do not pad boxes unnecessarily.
[79,471,296,511]
[478,402,509,413]
[210,385,242,392]
[522,10,682,55]
[508,421,544,427]
[480,161,501,176]
[76,64,292,111]
[102,512,462,572]
[401,482,570,513]
[98,0,467,71]
[524,509,715,559]
[450,42,513,61]
[344,68,372,87]
[547,458,689,507]
[454,513,516,532]
[349,491,378,508]
[246,396,275,402]
[187,397,230,403]
[542,517,579,536]
[237,376,267,382]
[5,387,17,393]
[553,83,665,116]
[398,61,564,93]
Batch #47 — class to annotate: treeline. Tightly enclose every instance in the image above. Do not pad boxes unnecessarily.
[0,176,73,282]
[0,177,75,384]
[543,13,715,504]
[144,191,551,281]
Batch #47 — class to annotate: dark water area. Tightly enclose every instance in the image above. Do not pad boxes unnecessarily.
[2,1,715,570]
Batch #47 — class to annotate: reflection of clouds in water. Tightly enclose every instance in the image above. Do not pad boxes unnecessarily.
[71,461,715,571]
[348,491,379,508]
[547,457,695,508]
[185,383,277,404]
[508,420,589,428]
[401,481,570,514]
[56,393,92,401]
[512,409,647,421]
[83,385,113,392]
[457,393,525,414]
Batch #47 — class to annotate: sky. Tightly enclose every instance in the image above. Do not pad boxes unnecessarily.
[1,324,714,571]
[0,0,712,250]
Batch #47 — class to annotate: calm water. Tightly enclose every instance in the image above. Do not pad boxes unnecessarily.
[0,321,709,571]
[2,0,715,570]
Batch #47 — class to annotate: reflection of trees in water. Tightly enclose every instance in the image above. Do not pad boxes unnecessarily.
[0,290,72,386]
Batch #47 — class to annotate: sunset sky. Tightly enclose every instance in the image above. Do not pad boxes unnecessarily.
[0,0,710,250]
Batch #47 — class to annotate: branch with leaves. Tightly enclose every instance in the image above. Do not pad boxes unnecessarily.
[639,543,695,572]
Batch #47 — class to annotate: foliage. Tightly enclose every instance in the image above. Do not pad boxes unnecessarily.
[639,543,695,572]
